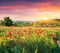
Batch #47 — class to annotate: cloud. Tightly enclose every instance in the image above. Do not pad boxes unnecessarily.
[0,2,60,12]
[0,0,60,21]
[0,0,60,2]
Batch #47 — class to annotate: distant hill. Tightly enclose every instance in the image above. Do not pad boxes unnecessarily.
[33,19,60,27]
[13,21,33,26]
[0,19,60,27]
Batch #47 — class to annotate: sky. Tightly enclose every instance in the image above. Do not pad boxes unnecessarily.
[0,0,60,21]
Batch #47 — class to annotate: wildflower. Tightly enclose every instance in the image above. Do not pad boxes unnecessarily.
[35,29,43,34]
[8,32,12,35]
[52,34,56,38]
[13,36,16,39]
[15,32,19,34]
[35,30,40,34]
[5,35,10,39]
[23,29,27,32]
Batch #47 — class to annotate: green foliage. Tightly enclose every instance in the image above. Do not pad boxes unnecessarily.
[0,27,60,53]
[3,17,13,26]
[0,17,14,26]
[13,21,33,26]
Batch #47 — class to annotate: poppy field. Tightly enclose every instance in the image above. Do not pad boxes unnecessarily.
[0,26,60,53]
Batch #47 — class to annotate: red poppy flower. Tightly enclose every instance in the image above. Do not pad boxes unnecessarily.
[23,29,27,32]
[5,35,10,38]
[13,36,16,39]
[35,30,43,34]
[8,32,12,35]
[52,34,56,38]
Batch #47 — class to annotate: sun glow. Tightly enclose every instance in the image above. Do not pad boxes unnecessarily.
[44,18,49,20]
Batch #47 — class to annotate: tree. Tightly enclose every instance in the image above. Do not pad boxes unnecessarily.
[3,17,13,26]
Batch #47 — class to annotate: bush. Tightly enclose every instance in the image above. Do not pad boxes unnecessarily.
[3,17,13,26]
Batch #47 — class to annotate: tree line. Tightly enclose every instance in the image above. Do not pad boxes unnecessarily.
[0,17,33,26]
[0,17,60,27]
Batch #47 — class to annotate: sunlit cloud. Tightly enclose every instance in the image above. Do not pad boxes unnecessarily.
[0,0,60,21]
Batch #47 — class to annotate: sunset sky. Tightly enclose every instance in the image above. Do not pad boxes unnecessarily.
[0,0,60,21]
